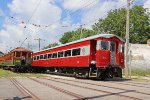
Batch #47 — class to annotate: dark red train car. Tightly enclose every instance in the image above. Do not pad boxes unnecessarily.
[0,47,33,72]
[32,34,125,79]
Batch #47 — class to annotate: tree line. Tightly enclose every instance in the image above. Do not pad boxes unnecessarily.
[43,6,150,49]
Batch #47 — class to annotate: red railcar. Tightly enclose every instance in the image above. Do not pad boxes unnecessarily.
[32,34,125,79]
[0,47,33,72]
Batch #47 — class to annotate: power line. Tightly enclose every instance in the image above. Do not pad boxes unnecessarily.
[19,0,42,48]
[34,38,45,51]
[33,0,98,35]
[23,0,42,29]
[80,4,127,27]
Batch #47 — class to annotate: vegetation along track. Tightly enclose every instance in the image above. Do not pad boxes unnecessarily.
[9,78,39,100]
[47,77,150,96]
[37,77,142,100]
[28,77,85,100]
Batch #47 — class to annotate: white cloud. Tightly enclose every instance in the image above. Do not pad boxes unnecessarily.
[2,0,145,53]
[144,0,150,13]
[0,0,65,52]
[62,0,98,11]
[81,0,126,28]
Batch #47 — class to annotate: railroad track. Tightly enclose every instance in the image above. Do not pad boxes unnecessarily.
[112,81,150,87]
[28,77,86,100]
[48,77,150,96]
[109,81,150,88]
[36,77,142,100]
[48,73,150,88]
[9,78,39,100]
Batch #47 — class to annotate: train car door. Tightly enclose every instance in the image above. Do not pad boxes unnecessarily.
[110,42,116,65]
[90,40,97,62]
[22,52,27,65]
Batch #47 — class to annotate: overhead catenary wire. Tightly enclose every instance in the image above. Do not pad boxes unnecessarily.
[18,0,85,49]
[23,0,42,29]
[33,0,98,35]
[19,0,42,47]
[34,2,127,47]
[2,0,143,51]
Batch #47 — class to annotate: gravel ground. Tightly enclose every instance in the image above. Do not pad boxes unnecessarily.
[0,75,150,100]
[0,78,27,100]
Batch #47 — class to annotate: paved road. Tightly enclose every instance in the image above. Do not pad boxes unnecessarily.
[0,75,150,100]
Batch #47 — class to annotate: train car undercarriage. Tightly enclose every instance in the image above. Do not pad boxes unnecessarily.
[32,66,122,80]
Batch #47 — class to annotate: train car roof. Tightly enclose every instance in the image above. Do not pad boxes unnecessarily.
[12,47,33,52]
[35,34,124,53]
[0,47,32,57]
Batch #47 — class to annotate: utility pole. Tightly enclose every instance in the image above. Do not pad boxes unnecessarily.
[34,38,44,51]
[125,0,131,79]
[80,25,83,39]
[28,41,30,49]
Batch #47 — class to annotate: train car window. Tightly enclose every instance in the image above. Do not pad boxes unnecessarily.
[28,53,31,58]
[52,53,57,58]
[48,54,52,58]
[58,51,64,57]
[110,43,115,52]
[40,55,44,59]
[64,50,71,57]
[37,56,40,60]
[44,54,47,59]
[16,52,20,57]
[101,41,109,50]
[120,44,124,53]
[33,56,36,60]
[72,48,80,56]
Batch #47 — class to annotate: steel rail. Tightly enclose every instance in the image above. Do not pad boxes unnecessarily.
[48,77,150,96]
[110,81,150,88]
[40,77,142,100]
[10,78,39,100]
[29,78,85,100]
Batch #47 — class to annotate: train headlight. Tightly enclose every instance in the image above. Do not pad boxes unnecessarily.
[91,60,96,65]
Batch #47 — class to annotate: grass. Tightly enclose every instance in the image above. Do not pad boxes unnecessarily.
[0,69,47,78]
[130,69,150,76]
[123,68,150,76]
[0,69,18,78]
[122,68,150,81]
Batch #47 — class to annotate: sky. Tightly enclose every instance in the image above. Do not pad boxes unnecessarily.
[0,0,149,53]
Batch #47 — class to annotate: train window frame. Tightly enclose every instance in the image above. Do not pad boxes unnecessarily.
[110,42,115,52]
[44,54,47,59]
[28,52,31,58]
[100,41,109,50]
[37,56,40,60]
[52,52,57,58]
[40,55,44,59]
[72,48,80,56]
[120,44,124,53]
[58,51,64,58]
[48,53,52,59]
[64,50,71,57]
[33,56,36,60]
[16,52,20,57]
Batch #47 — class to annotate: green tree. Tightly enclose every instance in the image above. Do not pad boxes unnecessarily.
[59,6,150,44]
[59,28,94,44]
[93,6,150,43]
[42,42,59,49]
[59,32,73,44]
